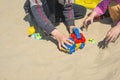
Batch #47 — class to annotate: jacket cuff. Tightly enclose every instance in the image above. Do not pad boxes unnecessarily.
[44,23,56,34]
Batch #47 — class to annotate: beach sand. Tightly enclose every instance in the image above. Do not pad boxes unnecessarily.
[0,0,120,80]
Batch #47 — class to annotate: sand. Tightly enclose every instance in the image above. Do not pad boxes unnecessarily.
[0,0,120,80]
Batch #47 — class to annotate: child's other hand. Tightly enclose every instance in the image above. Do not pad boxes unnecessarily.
[83,16,93,28]
[105,25,120,42]
[51,29,74,49]
[69,26,76,33]
[83,11,97,29]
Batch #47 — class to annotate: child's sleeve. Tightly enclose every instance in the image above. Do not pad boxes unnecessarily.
[29,0,56,34]
[117,21,120,25]
[93,0,110,16]
[62,0,75,27]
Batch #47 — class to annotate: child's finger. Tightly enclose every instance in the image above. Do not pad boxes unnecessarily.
[58,43,62,50]
[111,34,118,42]
[67,38,74,44]
[62,42,68,49]
[70,29,73,33]
[83,18,88,28]
[64,41,73,46]
[90,19,93,24]
[105,31,111,41]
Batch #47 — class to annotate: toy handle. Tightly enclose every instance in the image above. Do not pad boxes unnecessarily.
[72,28,81,39]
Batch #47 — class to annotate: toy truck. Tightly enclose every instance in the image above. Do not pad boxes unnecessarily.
[60,28,86,54]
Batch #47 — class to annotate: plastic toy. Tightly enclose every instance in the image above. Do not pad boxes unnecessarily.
[31,33,42,40]
[75,0,101,9]
[88,38,96,44]
[28,26,42,40]
[28,26,35,35]
[60,28,86,54]
[61,38,76,54]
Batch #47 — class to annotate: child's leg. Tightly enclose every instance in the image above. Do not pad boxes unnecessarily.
[73,4,86,19]
[45,0,56,24]
[108,0,120,22]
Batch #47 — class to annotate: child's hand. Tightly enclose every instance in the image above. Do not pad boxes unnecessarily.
[83,11,97,29]
[69,26,76,33]
[105,25,120,42]
[83,16,94,28]
[51,29,74,49]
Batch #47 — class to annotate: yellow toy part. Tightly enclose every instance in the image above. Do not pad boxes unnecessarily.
[28,26,35,35]
[75,43,81,50]
[60,43,83,54]
[60,48,70,53]
[75,0,101,9]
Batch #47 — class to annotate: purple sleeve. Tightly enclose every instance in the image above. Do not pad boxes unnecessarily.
[117,21,120,25]
[94,0,110,16]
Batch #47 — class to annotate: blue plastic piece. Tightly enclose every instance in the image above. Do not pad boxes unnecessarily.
[64,43,76,54]
[61,28,86,54]
[64,38,76,54]
[80,43,85,49]
[69,44,76,54]
[73,28,81,39]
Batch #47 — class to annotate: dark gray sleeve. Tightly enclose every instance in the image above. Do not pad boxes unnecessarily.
[59,0,75,27]
[29,0,56,34]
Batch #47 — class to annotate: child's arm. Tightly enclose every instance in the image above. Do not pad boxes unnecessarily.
[83,0,110,28]
[83,11,98,28]
[51,29,74,49]
[62,0,77,33]
[62,0,75,29]
[29,0,56,34]
[29,0,74,49]
[93,0,111,16]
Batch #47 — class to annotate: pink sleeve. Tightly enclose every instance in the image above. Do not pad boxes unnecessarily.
[117,21,120,25]
[94,6,104,16]
[93,0,110,16]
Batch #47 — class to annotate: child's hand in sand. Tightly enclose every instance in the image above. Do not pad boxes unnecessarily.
[83,11,97,29]
[105,25,120,42]
[51,29,74,49]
